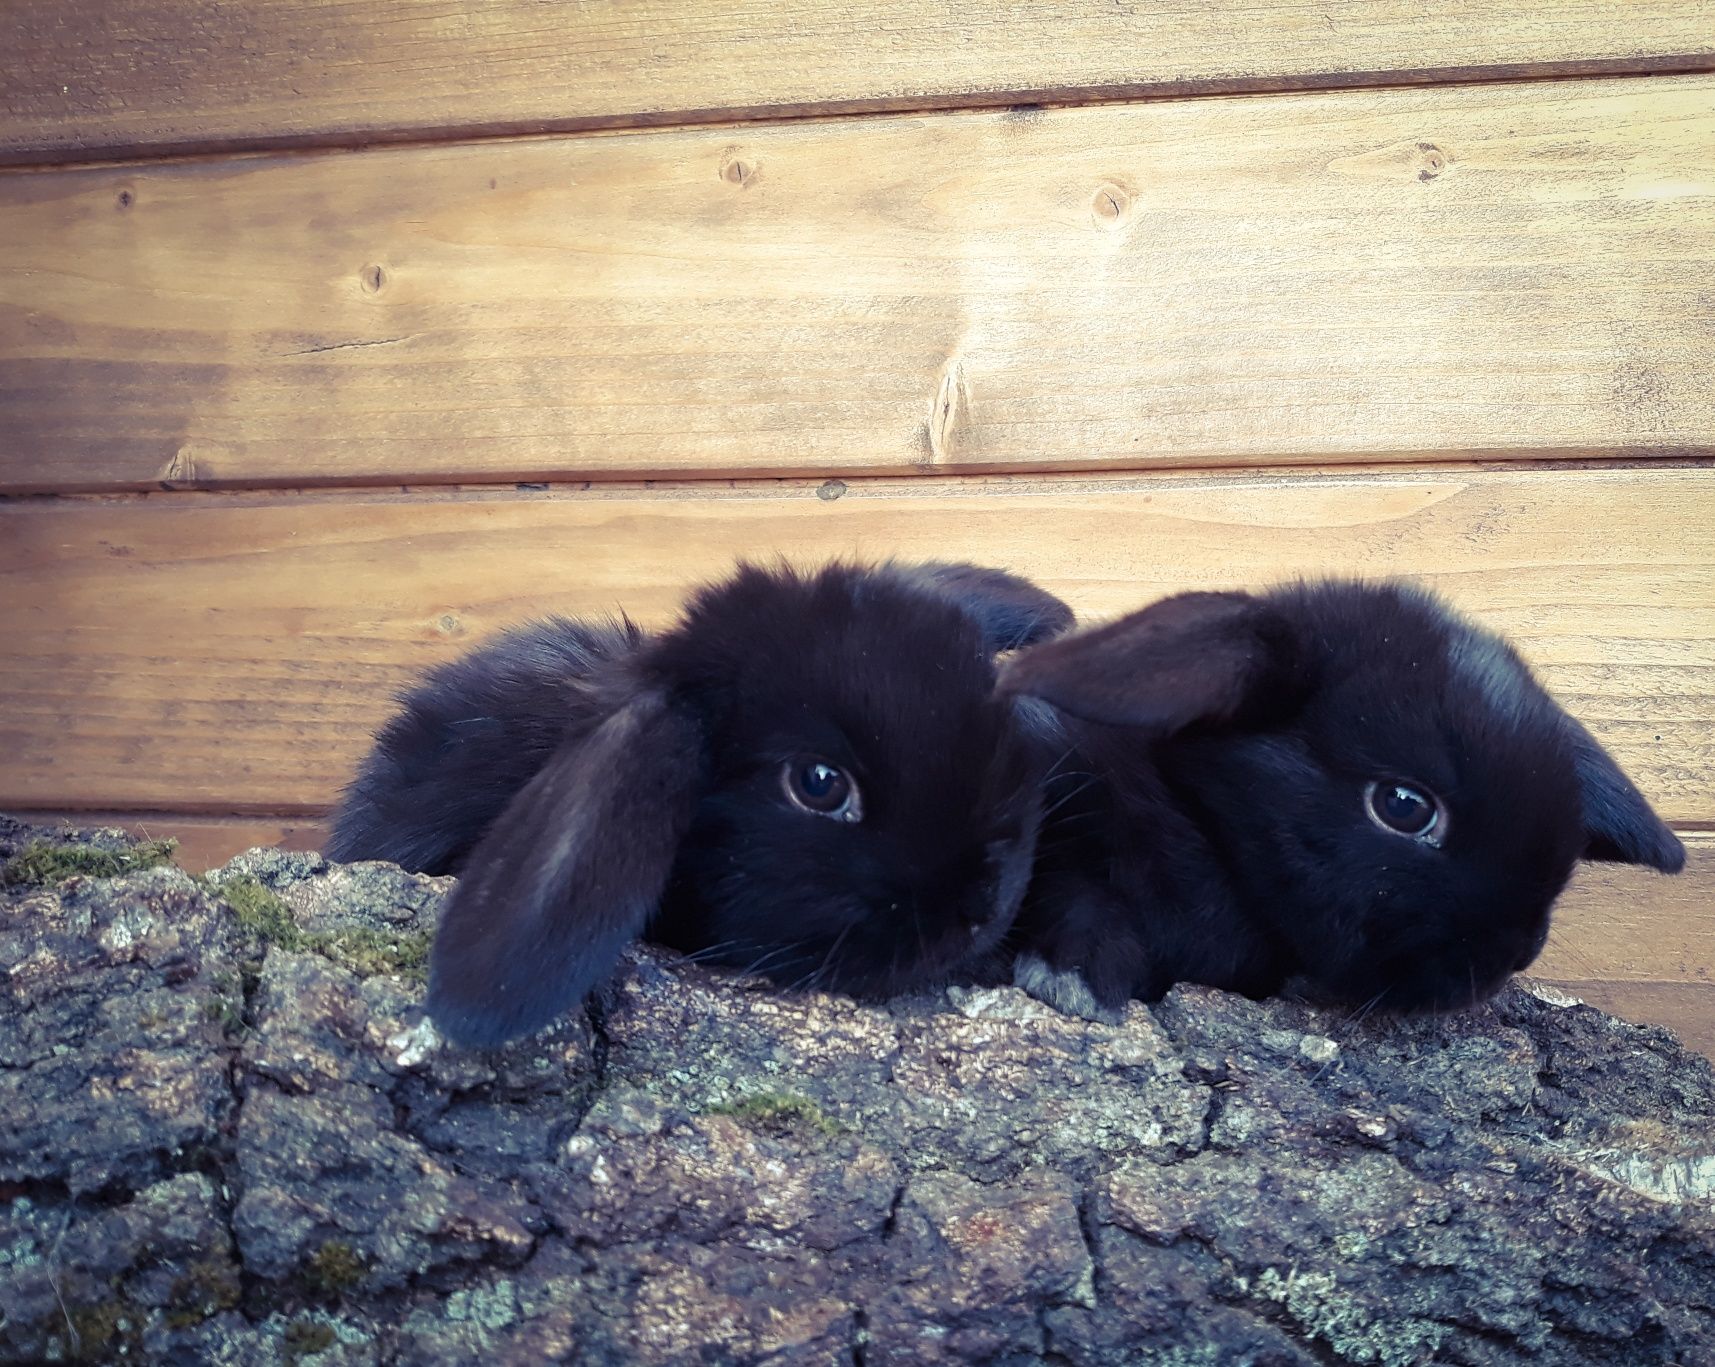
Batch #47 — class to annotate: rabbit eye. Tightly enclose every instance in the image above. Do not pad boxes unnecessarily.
[1364,780,1446,846]
[782,759,863,823]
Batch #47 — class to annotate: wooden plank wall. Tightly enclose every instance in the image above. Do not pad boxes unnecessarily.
[2,2,1711,1052]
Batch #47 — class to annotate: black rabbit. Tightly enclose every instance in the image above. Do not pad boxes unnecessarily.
[997,580,1685,1021]
[327,561,1073,1046]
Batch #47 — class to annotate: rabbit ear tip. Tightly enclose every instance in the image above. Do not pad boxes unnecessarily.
[426,1000,531,1050]
[427,927,627,1049]
[1653,828,1688,874]
[425,973,537,1048]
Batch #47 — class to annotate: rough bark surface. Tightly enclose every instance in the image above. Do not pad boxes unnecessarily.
[2,815,1713,1365]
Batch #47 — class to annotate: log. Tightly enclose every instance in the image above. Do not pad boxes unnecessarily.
[2,814,1713,1364]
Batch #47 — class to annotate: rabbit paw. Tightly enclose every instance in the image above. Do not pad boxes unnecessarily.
[1012,952,1125,1025]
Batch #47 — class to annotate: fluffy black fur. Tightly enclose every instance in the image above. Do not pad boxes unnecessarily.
[1000,580,1685,1019]
[325,617,644,875]
[327,561,1071,1046]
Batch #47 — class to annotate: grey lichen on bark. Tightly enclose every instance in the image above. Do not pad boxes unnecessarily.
[1,814,1712,1365]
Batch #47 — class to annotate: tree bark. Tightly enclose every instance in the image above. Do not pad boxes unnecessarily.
[2,816,1712,1365]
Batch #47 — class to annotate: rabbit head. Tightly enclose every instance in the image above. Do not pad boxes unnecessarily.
[426,560,1069,1046]
[1001,580,1684,1014]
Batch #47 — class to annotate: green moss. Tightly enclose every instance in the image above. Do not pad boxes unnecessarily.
[306,925,432,983]
[304,1240,365,1297]
[707,1090,841,1137]
[218,877,429,981]
[283,1318,339,1363]
[165,1258,242,1327]
[1,837,177,888]
[66,1297,132,1362]
[201,993,243,1032]
[201,968,247,1035]
[222,875,304,949]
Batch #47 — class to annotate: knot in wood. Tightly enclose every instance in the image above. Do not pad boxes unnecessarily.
[1091,182,1132,228]
[720,152,756,187]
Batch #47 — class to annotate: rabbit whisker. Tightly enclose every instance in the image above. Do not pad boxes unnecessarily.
[677,939,751,966]
[785,926,850,994]
[1036,810,1106,833]
[1040,777,1101,822]
[1310,989,1387,1083]
[1040,744,1082,785]
[805,921,858,993]
[734,942,810,981]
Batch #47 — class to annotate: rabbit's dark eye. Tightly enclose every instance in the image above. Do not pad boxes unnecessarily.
[1364,780,1446,846]
[782,759,863,824]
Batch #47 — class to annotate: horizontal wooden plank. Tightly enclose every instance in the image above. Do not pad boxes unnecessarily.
[4,77,1715,492]
[1536,833,1715,1056]
[4,2,1713,165]
[1535,834,1715,987]
[1535,980,1715,1062]
[0,464,1708,817]
[7,810,1708,1057]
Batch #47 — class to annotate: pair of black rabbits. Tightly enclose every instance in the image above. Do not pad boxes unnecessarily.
[326,562,1685,1048]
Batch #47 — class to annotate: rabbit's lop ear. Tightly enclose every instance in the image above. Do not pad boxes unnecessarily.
[905,562,1076,652]
[1564,717,1686,872]
[426,690,704,1047]
[997,591,1295,733]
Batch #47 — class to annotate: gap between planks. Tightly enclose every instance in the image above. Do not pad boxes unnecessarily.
[7,57,1715,174]
[3,455,1712,512]
[6,0,1715,166]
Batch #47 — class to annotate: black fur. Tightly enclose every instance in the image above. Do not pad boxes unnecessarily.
[1001,580,1685,1018]
[324,617,642,875]
[899,561,1076,652]
[425,690,704,1047]
[327,561,1070,1046]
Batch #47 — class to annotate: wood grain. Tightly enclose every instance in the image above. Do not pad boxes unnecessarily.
[4,1,1713,165]
[1536,835,1715,987]
[1533,834,1715,1059]
[5,77,1715,492]
[1,463,1708,815]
